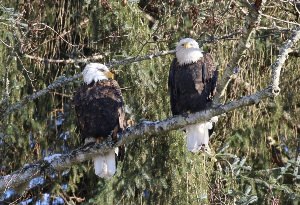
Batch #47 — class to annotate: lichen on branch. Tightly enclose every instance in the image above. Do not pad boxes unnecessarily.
[0,87,272,192]
[214,0,267,103]
[270,26,300,95]
[1,9,300,194]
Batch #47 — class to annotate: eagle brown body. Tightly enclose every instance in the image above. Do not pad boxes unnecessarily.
[168,38,218,153]
[74,79,125,143]
[74,63,125,179]
[169,53,218,116]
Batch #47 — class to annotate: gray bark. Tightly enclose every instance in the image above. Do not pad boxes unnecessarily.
[0,87,272,193]
[214,0,267,102]
[1,7,299,193]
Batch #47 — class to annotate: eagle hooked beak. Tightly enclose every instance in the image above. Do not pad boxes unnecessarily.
[183,43,192,49]
[105,70,115,79]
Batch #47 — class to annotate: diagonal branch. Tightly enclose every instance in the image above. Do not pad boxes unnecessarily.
[214,0,267,103]
[0,87,273,193]
[0,50,174,122]
[270,26,300,95]
[1,25,288,121]
[0,31,241,121]
[0,74,82,122]
[1,14,300,194]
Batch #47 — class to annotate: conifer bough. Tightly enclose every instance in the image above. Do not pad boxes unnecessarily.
[0,26,299,192]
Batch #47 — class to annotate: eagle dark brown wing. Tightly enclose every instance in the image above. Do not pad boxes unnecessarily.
[74,79,125,143]
[168,53,218,115]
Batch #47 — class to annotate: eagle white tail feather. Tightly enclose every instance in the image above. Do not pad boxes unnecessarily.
[185,122,212,153]
[93,149,116,179]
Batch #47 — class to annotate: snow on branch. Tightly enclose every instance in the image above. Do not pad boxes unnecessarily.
[1,23,300,193]
[0,28,247,121]
[1,6,300,193]
[214,0,267,102]
[270,26,300,95]
[0,87,273,193]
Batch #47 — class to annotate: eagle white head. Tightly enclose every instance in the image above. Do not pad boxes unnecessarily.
[175,38,203,65]
[82,63,114,85]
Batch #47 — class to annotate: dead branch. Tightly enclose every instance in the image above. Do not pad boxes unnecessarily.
[0,87,272,193]
[1,16,300,195]
[0,74,82,122]
[214,0,267,102]
[270,26,300,95]
[0,50,173,122]
[24,54,104,64]
[1,23,300,193]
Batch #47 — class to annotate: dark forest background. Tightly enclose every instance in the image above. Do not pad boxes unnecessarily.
[0,0,299,204]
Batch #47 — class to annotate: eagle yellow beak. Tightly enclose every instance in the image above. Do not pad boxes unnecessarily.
[105,71,115,79]
[183,43,192,48]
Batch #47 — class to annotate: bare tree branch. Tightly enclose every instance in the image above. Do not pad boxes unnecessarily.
[24,54,104,64]
[107,50,175,67]
[21,31,248,66]
[0,87,273,193]
[0,28,259,121]
[214,0,267,102]
[270,26,300,95]
[261,13,300,27]
[1,11,300,194]
[198,30,243,45]
[0,74,82,122]
[0,50,174,122]
[22,51,174,66]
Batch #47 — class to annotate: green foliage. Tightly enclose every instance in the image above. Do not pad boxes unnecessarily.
[0,0,299,204]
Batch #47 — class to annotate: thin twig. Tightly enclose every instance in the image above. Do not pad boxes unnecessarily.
[21,31,251,65]
[106,50,175,67]
[261,13,300,26]
[31,23,77,47]
[24,54,104,64]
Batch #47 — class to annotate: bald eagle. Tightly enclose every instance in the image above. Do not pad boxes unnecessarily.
[168,38,218,152]
[74,63,125,178]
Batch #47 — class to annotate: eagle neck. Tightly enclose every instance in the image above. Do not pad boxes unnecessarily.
[83,72,108,85]
[176,48,203,65]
